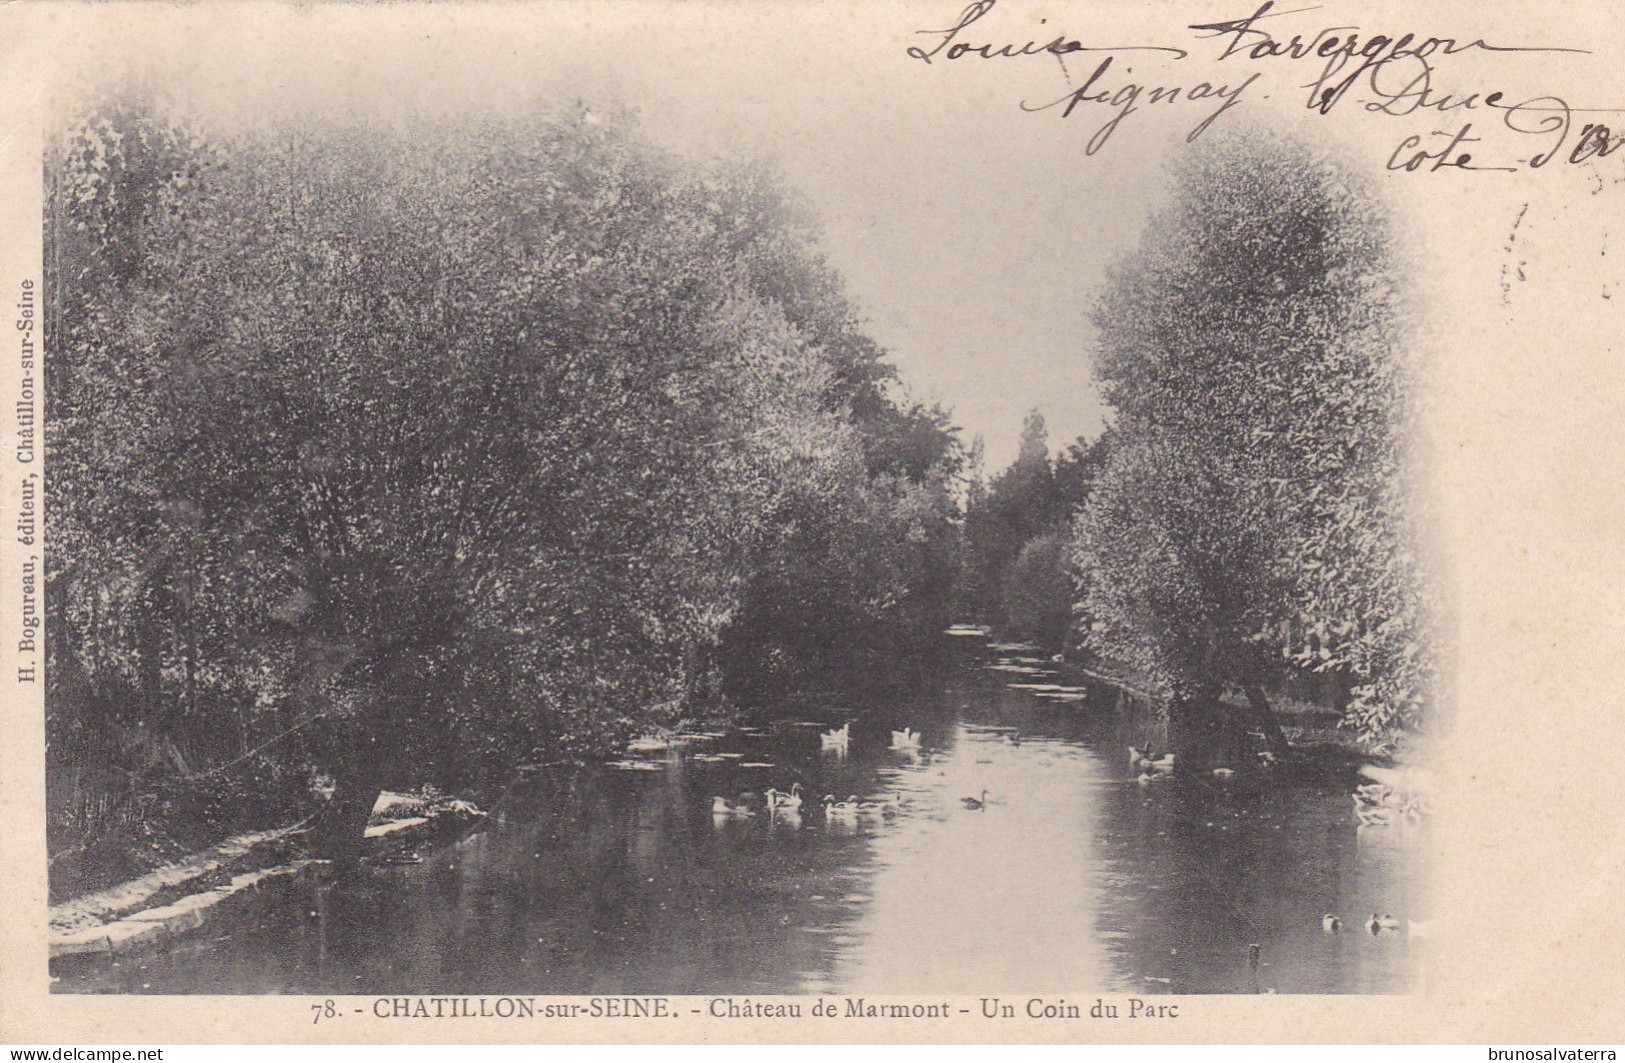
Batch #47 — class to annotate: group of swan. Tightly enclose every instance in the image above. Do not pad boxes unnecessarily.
[714,784,916,821]
[717,720,998,822]
[1129,746,1177,785]
[821,793,903,820]
[823,722,926,755]
[712,784,955,822]
[1128,747,1250,785]
[1352,773,1430,827]
[712,783,804,819]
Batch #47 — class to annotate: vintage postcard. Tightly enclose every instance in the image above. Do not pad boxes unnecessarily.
[1,0,1622,1046]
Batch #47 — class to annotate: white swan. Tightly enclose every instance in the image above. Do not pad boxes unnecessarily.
[711,796,754,819]
[822,794,860,820]
[889,727,921,751]
[765,783,804,811]
[820,723,851,753]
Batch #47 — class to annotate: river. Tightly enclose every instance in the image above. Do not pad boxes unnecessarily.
[54,641,1429,995]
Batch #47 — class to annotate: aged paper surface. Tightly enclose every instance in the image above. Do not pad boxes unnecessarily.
[1,0,1623,1045]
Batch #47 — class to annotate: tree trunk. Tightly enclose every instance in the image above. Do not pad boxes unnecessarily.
[1244,683,1292,757]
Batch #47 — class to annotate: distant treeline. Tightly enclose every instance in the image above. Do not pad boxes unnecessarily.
[960,132,1441,755]
[45,96,960,864]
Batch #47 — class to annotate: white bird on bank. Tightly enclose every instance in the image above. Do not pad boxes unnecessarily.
[820,723,851,753]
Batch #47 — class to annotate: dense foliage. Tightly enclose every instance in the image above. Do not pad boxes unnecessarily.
[959,411,1108,647]
[1069,132,1437,748]
[46,96,959,859]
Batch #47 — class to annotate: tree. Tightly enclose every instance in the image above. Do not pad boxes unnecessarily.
[1003,527,1074,649]
[1071,130,1436,750]
[962,408,1055,625]
[1051,429,1113,520]
[46,94,960,860]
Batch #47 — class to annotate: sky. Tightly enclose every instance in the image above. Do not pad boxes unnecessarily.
[56,2,1215,470]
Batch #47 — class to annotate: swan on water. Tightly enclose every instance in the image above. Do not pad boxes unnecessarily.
[1366,913,1400,934]
[711,796,754,818]
[822,794,860,820]
[765,783,804,810]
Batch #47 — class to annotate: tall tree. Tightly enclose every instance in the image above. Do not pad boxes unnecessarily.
[1071,131,1435,750]
[961,408,1057,625]
[46,96,960,859]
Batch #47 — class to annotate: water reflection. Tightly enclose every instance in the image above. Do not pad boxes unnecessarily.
[55,653,1428,995]
[820,725,1113,993]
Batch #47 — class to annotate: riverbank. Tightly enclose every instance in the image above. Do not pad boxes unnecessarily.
[49,790,487,963]
[971,633,1385,766]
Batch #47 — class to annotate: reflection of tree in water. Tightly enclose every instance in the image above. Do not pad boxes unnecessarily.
[1092,762,1422,994]
[56,663,1422,996]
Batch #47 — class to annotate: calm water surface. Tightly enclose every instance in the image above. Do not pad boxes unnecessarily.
[56,647,1431,994]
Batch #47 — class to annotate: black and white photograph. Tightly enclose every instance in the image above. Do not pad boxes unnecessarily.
[5,0,1625,1045]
